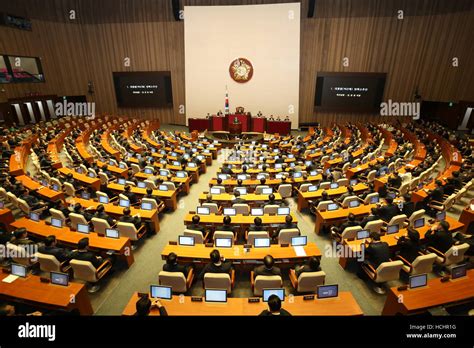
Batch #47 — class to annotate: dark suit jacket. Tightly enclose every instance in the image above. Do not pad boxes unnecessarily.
[365,241,391,268]
[295,265,321,278]
[94,211,115,226]
[123,191,139,205]
[360,214,380,227]
[396,237,420,263]
[259,309,291,316]
[402,202,416,218]
[163,263,190,277]
[70,250,102,268]
[378,204,400,222]
[254,265,281,277]
[430,187,444,202]
[425,229,454,253]
[198,261,233,279]
[119,215,141,230]
[38,245,71,262]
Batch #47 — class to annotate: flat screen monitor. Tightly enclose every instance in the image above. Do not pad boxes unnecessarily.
[205,289,227,303]
[106,228,119,239]
[254,238,270,248]
[150,285,172,300]
[88,172,95,178]
[197,207,210,215]
[118,178,126,185]
[215,238,232,248]
[210,188,220,194]
[308,185,318,192]
[317,284,339,299]
[159,170,168,176]
[173,161,181,166]
[11,263,27,277]
[141,202,153,210]
[236,188,247,195]
[370,196,379,204]
[188,162,197,168]
[262,188,273,195]
[451,264,467,279]
[29,212,40,222]
[119,199,130,207]
[52,184,60,191]
[277,207,290,216]
[409,274,427,289]
[51,218,62,228]
[293,172,302,178]
[99,195,109,204]
[178,235,195,246]
[262,288,285,302]
[291,236,307,246]
[436,211,446,221]
[349,200,360,208]
[350,179,358,186]
[223,208,236,216]
[237,174,247,180]
[144,168,153,174]
[414,218,425,228]
[327,203,339,211]
[81,192,90,200]
[330,183,339,189]
[77,223,90,234]
[251,208,263,216]
[218,174,228,180]
[137,182,146,189]
[51,272,69,286]
[386,224,399,234]
[356,230,370,240]
[159,185,168,191]
[177,171,186,178]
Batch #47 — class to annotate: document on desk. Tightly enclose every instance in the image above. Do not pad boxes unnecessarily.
[293,246,306,257]
[2,274,19,283]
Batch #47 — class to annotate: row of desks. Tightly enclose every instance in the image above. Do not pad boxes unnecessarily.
[297,183,368,211]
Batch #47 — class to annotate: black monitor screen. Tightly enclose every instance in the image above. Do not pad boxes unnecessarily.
[112,71,173,107]
[315,72,386,112]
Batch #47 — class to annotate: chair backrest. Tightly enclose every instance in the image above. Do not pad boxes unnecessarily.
[341,226,363,240]
[316,200,334,211]
[263,204,279,215]
[214,231,234,245]
[247,231,269,245]
[319,182,331,190]
[254,275,283,296]
[163,181,176,191]
[364,219,384,233]
[16,198,31,215]
[202,203,219,214]
[91,217,111,235]
[374,260,404,283]
[49,208,66,222]
[158,271,187,293]
[387,214,408,229]
[337,178,349,187]
[0,187,8,200]
[117,222,139,241]
[299,183,312,192]
[142,198,158,210]
[297,271,326,293]
[50,177,62,188]
[408,209,425,225]
[69,213,88,230]
[131,164,140,174]
[410,253,437,275]
[277,184,292,198]
[341,195,360,208]
[35,252,61,273]
[119,194,129,201]
[204,273,232,293]
[255,185,270,194]
[278,228,300,244]
[232,204,249,215]
[443,243,470,266]
[184,229,205,244]
[364,192,379,205]
[98,172,109,185]
[398,182,409,195]
[144,180,157,190]
[6,192,18,207]
[63,182,76,197]
[342,163,350,172]
[6,242,33,265]
[366,170,376,182]
[70,259,98,282]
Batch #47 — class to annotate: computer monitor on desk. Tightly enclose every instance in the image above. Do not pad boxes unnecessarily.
[254,238,270,248]
[409,274,427,289]
[262,288,285,302]
[205,289,227,303]
[150,285,172,300]
[317,284,338,299]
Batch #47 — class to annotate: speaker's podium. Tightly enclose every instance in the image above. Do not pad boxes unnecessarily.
[229,120,242,134]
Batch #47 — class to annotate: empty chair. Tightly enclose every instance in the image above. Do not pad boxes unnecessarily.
[69,259,112,293]
[158,270,194,293]
[429,243,470,268]
[246,231,269,245]
[142,197,162,210]
[35,252,67,273]
[91,217,113,235]
[96,191,115,203]
[6,243,37,267]
[131,163,141,174]
[255,185,270,194]
[6,192,19,208]
[337,178,349,187]
[16,198,47,216]
[360,170,376,183]
[63,182,76,197]
[278,228,300,244]
[117,222,147,242]
[340,226,363,241]
[163,181,176,191]
[398,253,437,276]
[49,208,67,224]
[98,172,110,186]
[251,273,283,296]
[316,200,334,211]
[204,270,235,294]
[289,270,326,293]
[263,204,279,215]
[364,192,379,205]
[341,196,360,208]
[319,182,331,190]
[362,260,404,294]
[299,183,312,192]
[183,229,207,244]
[202,202,219,214]
[144,179,157,190]
[232,203,250,215]
[406,209,425,227]
[69,213,89,230]
[50,177,62,188]
[277,184,292,198]
[364,219,384,233]
[0,187,9,203]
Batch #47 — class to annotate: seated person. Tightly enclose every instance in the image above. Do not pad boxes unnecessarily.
[52,199,71,218]
[143,188,163,206]
[294,256,321,277]
[378,197,400,222]
[162,252,193,277]
[20,189,47,210]
[10,228,36,246]
[198,249,233,279]
[188,215,206,233]
[396,227,421,263]
[73,203,94,222]
[364,232,390,268]
[221,163,233,175]
[360,207,380,227]
[122,185,139,205]
[70,237,104,269]
[253,255,281,277]
[337,186,355,204]
[424,220,454,253]
[219,216,236,234]
[249,217,265,232]
[279,215,298,231]
[332,213,360,234]
[400,193,416,217]
[309,191,330,214]
[258,294,291,316]
[38,235,71,262]
[231,190,246,205]
[388,173,402,189]
[119,207,142,230]
[93,204,115,226]
[135,296,167,316]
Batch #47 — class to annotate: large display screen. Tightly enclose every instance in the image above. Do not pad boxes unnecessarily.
[314,72,386,112]
[112,71,173,107]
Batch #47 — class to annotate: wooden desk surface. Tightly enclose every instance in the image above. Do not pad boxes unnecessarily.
[299,183,368,199]
[15,175,65,201]
[317,203,375,221]
[382,270,474,315]
[198,193,283,202]
[107,183,176,199]
[122,292,363,316]
[58,167,101,190]
[161,243,321,261]
[209,175,322,186]
[0,273,93,315]
[184,212,298,225]
[71,198,158,220]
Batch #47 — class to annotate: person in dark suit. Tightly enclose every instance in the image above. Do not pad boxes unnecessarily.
[93,204,115,226]
[259,295,291,316]
[198,249,233,279]
[364,232,390,268]
[221,163,233,175]
[360,207,380,227]
[248,217,265,232]
[187,215,206,233]
[401,193,416,218]
[253,255,281,277]
[332,213,360,234]
[143,188,163,206]
[377,183,388,199]
[162,252,192,277]
[73,203,94,222]
[119,207,141,230]
[218,216,236,234]
[38,235,71,262]
[20,189,46,210]
[388,173,402,189]
[425,220,454,253]
[70,237,103,268]
[10,228,36,246]
[294,256,321,277]
[395,227,420,263]
[428,180,445,203]
[122,185,138,205]
[52,200,71,218]
[231,190,246,205]
[378,197,400,222]
[279,215,298,231]
[135,296,167,316]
